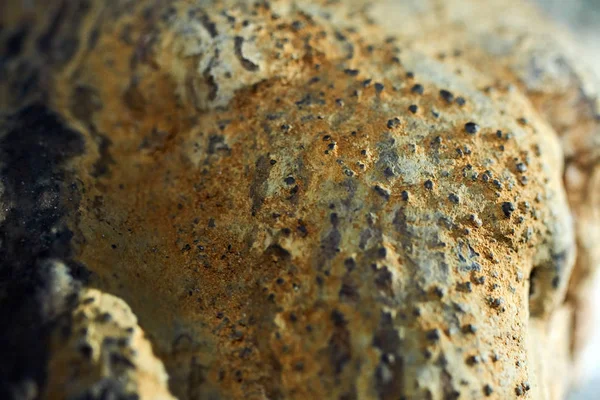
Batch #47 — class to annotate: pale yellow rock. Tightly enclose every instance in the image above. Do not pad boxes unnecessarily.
[45,288,175,400]
[1,0,598,399]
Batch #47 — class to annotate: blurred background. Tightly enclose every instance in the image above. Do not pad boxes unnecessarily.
[534,2,600,399]
[537,0,600,75]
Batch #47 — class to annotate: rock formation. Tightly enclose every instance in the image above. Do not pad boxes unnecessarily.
[1,0,598,399]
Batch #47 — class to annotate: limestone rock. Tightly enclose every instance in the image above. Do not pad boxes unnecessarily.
[0,0,598,399]
[46,288,175,400]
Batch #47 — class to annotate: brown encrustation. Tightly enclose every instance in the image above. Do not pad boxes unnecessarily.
[0,1,598,399]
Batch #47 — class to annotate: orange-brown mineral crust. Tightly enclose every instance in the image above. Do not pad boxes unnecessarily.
[0,1,598,400]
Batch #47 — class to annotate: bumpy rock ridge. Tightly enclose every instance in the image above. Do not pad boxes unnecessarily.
[0,0,598,399]
[46,287,175,400]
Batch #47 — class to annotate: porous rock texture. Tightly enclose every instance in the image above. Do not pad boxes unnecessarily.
[0,0,598,399]
[46,285,175,400]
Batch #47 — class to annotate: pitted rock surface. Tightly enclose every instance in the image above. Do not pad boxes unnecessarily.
[1,1,598,399]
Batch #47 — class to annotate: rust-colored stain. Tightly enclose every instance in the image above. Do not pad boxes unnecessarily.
[1,1,598,399]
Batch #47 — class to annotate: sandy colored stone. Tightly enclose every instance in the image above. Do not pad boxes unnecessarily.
[46,287,175,400]
[0,1,598,399]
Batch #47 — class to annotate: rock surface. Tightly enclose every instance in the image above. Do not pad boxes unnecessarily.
[46,286,175,400]
[0,0,598,399]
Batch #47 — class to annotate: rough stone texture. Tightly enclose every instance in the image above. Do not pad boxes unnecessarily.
[0,0,598,399]
[46,287,175,400]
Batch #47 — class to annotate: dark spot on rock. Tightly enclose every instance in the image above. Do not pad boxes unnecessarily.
[234,36,259,71]
[490,297,504,309]
[344,258,356,272]
[501,202,515,218]
[339,282,360,303]
[424,180,434,190]
[4,27,28,60]
[411,84,424,95]
[374,185,390,200]
[79,343,93,359]
[375,83,384,93]
[264,245,291,266]
[408,104,418,114]
[374,267,393,296]
[462,324,477,334]
[320,226,341,264]
[208,134,231,155]
[483,384,493,396]
[456,281,472,293]
[198,12,218,37]
[448,193,460,204]
[373,312,405,396]
[99,313,112,323]
[426,329,441,342]
[293,361,304,371]
[474,276,486,285]
[466,355,481,365]
[330,213,339,226]
[456,97,466,106]
[387,117,401,129]
[515,386,524,396]
[373,312,400,354]
[297,220,308,237]
[202,62,219,101]
[344,68,359,76]
[110,353,135,369]
[464,122,479,135]
[329,310,351,375]
[230,329,244,340]
[440,89,454,103]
